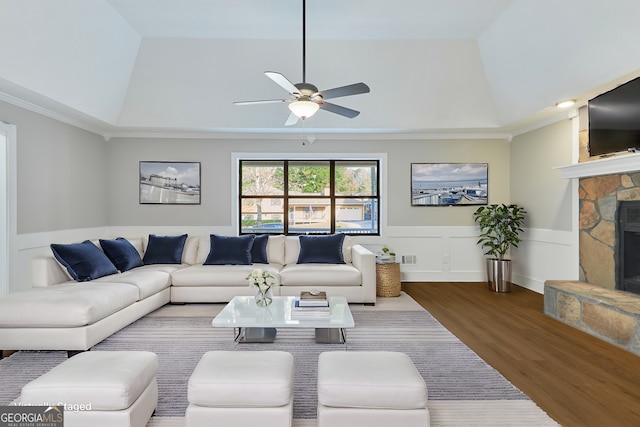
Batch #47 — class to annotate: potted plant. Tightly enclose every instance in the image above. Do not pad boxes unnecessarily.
[473,204,526,292]
[378,246,396,263]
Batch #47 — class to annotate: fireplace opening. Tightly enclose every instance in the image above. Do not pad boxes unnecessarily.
[617,201,640,295]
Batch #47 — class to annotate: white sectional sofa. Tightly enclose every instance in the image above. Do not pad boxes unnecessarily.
[0,234,375,352]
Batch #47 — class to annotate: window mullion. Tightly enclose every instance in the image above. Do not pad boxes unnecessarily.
[283,161,289,233]
[330,161,336,234]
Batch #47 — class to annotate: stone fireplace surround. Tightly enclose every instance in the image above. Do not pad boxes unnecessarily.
[578,172,640,288]
[545,159,640,356]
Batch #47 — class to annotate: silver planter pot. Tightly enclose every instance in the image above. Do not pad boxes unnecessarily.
[485,258,512,293]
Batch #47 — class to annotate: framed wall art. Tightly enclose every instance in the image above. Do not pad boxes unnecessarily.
[411,163,488,206]
[139,161,201,205]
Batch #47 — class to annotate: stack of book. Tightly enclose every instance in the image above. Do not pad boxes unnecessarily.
[298,291,329,307]
[291,291,331,318]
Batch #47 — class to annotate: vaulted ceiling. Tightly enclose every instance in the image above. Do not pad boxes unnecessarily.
[1,0,639,138]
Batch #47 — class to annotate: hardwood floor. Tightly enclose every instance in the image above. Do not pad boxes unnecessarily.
[403,282,640,427]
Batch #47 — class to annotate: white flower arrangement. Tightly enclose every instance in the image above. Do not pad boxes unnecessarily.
[246,268,278,292]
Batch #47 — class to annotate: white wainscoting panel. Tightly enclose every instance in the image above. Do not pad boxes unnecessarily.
[384,226,578,295]
[511,228,578,294]
[13,226,234,293]
[13,225,578,296]
[14,227,109,293]
[105,226,235,240]
[385,226,486,282]
[450,235,485,273]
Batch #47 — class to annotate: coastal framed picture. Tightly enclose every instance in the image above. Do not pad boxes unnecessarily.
[139,161,201,205]
[411,163,488,206]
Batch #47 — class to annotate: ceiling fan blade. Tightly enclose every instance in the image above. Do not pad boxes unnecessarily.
[265,71,300,95]
[319,102,360,118]
[234,99,288,106]
[284,112,299,126]
[320,82,370,100]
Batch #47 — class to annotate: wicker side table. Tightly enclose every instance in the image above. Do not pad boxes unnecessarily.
[375,262,401,297]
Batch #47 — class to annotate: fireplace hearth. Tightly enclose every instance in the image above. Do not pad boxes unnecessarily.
[618,201,640,295]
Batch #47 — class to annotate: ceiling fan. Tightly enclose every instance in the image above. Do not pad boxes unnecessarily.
[234,0,370,126]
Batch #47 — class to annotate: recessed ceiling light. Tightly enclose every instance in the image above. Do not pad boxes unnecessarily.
[556,99,576,108]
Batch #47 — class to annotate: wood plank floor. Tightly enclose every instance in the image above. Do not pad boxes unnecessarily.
[403,282,640,427]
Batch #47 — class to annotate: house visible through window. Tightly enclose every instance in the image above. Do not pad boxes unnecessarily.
[240,159,379,235]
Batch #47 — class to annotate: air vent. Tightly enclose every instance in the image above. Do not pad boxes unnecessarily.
[401,255,417,265]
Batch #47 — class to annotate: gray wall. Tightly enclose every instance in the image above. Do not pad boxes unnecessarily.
[6,96,577,234]
[105,137,511,228]
[510,119,573,231]
[386,138,510,226]
[0,101,109,234]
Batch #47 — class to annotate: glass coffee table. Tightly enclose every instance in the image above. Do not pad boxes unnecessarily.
[212,295,354,344]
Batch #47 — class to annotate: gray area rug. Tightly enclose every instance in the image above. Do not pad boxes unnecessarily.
[0,299,559,426]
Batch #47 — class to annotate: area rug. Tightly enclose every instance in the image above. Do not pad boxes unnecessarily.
[0,294,559,426]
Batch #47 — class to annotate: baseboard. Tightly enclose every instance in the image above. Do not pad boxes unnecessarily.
[512,274,546,294]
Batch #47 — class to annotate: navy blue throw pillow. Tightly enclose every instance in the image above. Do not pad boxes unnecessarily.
[297,234,346,264]
[143,234,188,265]
[204,235,255,265]
[100,238,143,272]
[51,240,118,282]
[251,234,269,264]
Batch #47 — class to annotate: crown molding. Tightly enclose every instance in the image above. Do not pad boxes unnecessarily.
[0,90,114,138]
[104,129,512,141]
[507,109,579,138]
[0,90,530,142]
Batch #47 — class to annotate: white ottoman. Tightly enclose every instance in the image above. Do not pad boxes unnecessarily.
[186,351,294,427]
[19,351,158,427]
[317,351,429,427]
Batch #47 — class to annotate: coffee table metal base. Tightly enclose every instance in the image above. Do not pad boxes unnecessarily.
[315,328,347,344]
[235,327,278,343]
[234,327,346,344]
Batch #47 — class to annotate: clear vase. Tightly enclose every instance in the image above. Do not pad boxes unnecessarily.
[255,286,273,307]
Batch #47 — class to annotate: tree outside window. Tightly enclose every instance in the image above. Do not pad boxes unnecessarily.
[240,159,379,235]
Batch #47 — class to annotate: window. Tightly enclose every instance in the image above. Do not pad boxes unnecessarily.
[240,159,379,235]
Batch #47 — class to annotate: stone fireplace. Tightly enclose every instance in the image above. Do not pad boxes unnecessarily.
[579,172,640,290]
[545,150,640,356]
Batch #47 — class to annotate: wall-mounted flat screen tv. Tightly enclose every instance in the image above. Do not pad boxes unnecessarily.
[588,76,640,157]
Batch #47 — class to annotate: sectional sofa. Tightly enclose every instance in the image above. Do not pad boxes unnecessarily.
[0,233,376,352]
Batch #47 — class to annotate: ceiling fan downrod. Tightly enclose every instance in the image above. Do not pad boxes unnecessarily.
[302,0,307,83]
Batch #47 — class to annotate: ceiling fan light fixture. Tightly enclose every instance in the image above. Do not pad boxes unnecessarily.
[289,100,320,119]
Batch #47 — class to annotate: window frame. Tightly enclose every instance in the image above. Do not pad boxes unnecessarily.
[239,159,380,236]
